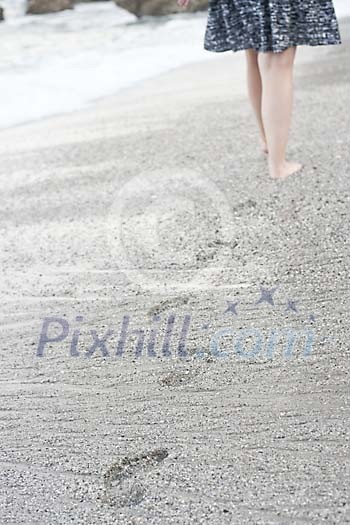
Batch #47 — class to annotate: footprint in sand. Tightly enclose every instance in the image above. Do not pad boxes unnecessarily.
[147,295,190,317]
[159,367,200,387]
[103,449,168,507]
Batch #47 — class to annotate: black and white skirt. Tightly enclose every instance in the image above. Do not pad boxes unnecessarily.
[204,0,342,53]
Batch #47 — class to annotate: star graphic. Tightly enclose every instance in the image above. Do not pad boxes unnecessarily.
[224,300,239,315]
[256,285,277,306]
[286,299,298,313]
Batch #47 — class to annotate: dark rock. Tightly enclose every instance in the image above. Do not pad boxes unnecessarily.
[114,0,208,18]
[27,0,74,15]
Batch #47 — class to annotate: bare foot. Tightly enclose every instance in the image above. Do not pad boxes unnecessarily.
[269,160,303,180]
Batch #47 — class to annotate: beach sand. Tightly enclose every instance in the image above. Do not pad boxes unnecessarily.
[0,19,349,524]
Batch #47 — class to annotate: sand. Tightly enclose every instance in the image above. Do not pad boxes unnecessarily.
[0,19,349,524]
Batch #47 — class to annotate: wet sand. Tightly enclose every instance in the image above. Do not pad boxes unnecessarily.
[0,20,349,524]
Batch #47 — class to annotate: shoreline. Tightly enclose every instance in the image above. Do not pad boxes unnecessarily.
[1,15,349,133]
[0,41,343,142]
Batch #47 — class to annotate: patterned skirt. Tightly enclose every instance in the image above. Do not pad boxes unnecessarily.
[204,0,341,53]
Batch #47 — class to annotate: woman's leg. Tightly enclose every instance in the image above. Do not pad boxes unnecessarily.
[245,49,268,154]
[258,47,302,179]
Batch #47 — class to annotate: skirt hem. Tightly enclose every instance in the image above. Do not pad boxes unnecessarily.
[204,39,342,54]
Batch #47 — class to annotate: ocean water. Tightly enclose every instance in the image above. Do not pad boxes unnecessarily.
[0,0,348,129]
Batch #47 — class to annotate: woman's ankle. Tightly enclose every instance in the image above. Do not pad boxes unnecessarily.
[268,159,286,178]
